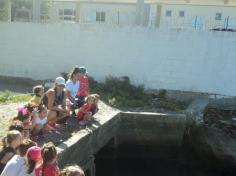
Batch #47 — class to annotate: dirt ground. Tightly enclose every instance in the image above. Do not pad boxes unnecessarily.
[0,103,24,138]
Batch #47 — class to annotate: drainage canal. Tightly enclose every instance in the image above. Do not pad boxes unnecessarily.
[58,111,235,176]
[94,112,234,176]
[95,140,225,176]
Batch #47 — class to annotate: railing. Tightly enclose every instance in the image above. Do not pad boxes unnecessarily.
[158,16,236,31]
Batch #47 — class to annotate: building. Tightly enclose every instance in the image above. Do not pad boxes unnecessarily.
[150,0,236,29]
[51,0,236,29]
[0,0,236,29]
[51,0,149,26]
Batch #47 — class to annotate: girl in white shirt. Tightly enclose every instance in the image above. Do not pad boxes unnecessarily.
[1,139,36,176]
[65,67,80,112]
[31,105,55,137]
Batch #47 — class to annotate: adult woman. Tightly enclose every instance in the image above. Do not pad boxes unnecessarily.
[43,77,70,125]
[65,67,80,110]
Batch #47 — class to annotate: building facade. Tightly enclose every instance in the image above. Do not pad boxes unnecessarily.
[0,0,236,29]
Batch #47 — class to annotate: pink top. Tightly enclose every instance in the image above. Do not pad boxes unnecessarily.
[76,75,88,97]
[43,163,60,176]
[77,103,92,120]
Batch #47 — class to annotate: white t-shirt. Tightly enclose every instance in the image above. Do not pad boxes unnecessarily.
[65,79,80,98]
[1,155,35,176]
[35,116,47,126]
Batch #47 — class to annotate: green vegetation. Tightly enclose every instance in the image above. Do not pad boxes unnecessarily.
[40,0,52,21]
[0,0,7,21]
[89,76,149,108]
[89,76,187,111]
[0,75,187,111]
[0,90,31,104]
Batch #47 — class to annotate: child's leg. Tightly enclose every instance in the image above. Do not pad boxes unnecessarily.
[31,125,43,136]
[84,112,93,121]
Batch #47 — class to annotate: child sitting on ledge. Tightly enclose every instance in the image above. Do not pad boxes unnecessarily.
[31,105,56,138]
[76,95,96,125]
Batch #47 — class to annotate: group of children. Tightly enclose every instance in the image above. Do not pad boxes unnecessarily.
[0,66,100,175]
[8,66,99,138]
[0,131,84,176]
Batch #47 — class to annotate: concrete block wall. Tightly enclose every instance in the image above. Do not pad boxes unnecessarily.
[0,22,236,96]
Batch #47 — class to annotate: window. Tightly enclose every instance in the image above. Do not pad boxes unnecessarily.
[179,11,185,17]
[14,9,31,22]
[215,13,222,20]
[58,9,76,21]
[166,10,172,17]
[96,12,106,22]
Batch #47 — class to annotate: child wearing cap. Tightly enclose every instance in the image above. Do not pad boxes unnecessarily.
[40,142,60,176]
[1,139,36,176]
[27,146,42,176]
[75,66,89,108]
[60,165,85,176]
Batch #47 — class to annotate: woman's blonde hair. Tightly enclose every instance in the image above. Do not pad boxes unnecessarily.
[60,165,85,176]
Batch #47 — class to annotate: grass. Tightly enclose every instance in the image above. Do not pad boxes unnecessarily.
[0,90,32,104]
[89,76,187,112]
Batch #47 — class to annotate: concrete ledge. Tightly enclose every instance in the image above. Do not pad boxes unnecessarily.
[57,102,120,170]
[56,106,188,171]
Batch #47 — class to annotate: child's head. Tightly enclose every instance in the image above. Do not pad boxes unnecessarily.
[1,130,22,150]
[78,66,88,76]
[41,142,57,164]
[91,94,100,104]
[68,66,80,81]
[27,146,42,174]
[60,165,85,176]
[18,139,37,157]
[33,85,44,97]
[86,95,95,105]
[9,120,24,133]
[37,105,47,117]
[16,105,30,122]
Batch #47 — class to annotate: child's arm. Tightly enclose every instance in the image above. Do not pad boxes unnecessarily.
[78,107,87,114]
[31,115,37,127]
[45,123,56,131]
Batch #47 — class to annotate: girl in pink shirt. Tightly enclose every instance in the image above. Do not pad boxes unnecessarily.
[40,142,60,176]
[75,66,89,108]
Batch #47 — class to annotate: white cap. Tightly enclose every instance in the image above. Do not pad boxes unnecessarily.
[55,77,66,86]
